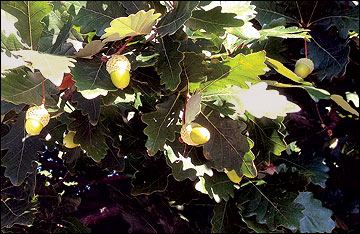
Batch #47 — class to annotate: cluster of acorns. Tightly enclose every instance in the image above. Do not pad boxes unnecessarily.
[25,55,313,156]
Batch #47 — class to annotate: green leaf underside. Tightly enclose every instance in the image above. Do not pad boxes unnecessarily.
[294,192,336,233]
[1,112,43,186]
[155,36,184,91]
[1,69,59,107]
[1,1,53,50]
[142,94,183,156]
[157,1,199,37]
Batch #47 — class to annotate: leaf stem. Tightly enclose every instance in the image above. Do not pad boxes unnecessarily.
[115,36,135,55]
[304,38,308,58]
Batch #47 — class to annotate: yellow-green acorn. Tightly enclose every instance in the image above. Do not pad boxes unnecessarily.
[63,131,80,148]
[106,55,131,89]
[25,105,50,136]
[294,58,314,78]
[180,122,210,146]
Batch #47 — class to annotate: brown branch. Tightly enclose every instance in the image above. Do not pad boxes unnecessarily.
[79,204,123,226]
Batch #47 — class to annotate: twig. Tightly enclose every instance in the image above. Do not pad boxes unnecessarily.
[53,171,71,189]
[115,36,135,55]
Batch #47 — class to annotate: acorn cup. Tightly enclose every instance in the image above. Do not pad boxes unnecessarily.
[25,104,50,136]
[180,122,211,146]
[106,55,131,89]
[294,58,314,78]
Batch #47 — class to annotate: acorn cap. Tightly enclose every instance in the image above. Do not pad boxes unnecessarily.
[26,105,50,127]
[180,122,203,146]
[295,58,314,73]
[106,55,131,74]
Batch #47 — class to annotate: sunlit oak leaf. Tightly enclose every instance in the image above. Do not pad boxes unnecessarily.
[12,50,76,86]
[229,82,301,119]
[1,53,27,73]
[100,9,161,43]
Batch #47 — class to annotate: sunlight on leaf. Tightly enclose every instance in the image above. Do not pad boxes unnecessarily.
[12,50,76,86]
[100,9,161,43]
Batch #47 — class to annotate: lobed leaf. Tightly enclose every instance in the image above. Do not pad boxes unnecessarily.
[1,1,53,50]
[157,1,199,37]
[100,9,161,43]
[294,192,336,233]
[1,112,43,186]
[154,36,184,91]
[1,69,59,107]
[186,6,244,36]
[142,94,183,156]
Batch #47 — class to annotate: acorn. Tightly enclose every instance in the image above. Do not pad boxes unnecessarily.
[63,131,80,148]
[25,104,50,136]
[106,55,131,89]
[180,122,210,146]
[294,58,314,78]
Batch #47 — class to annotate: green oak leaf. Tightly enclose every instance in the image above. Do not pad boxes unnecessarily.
[278,153,329,188]
[264,80,331,102]
[71,58,118,93]
[203,172,235,202]
[157,1,199,37]
[248,116,287,156]
[164,140,213,182]
[238,186,305,231]
[154,36,184,91]
[211,200,244,233]
[294,192,336,233]
[196,111,251,177]
[312,5,359,39]
[142,94,183,156]
[252,1,298,27]
[308,29,350,82]
[1,69,59,107]
[186,6,244,36]
[202,51,268,91]
[131,158,170,196]
[1,31,26,56]
[1,199,36,228]
[68,111,109,162]
[121,1,150,15]
[1,112,43,186]
[1,101,26,115]
[71,91,101,126]
[1,1,53,50]
[181,52,210,92]
[73,1,127,36]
